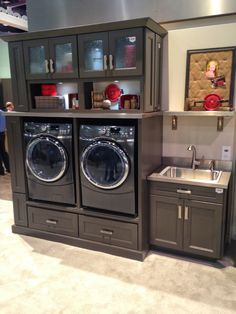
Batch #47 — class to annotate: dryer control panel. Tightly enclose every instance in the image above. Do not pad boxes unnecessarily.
[80,125,135,140]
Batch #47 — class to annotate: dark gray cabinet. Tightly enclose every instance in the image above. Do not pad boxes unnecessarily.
[23,36,78,79]
[6,116,26,193]
[78,28,143,78]
[150,182,226,259]
[8,42,28,112]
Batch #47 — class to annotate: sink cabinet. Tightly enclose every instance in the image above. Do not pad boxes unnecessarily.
[149,181,227,259]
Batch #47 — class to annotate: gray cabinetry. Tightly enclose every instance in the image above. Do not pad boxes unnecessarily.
[6,116,26,193]
[28,206,79,237]
[23,36,78,79]
[78,28,143,78]
[79,215,138,249]
[8,42,28,112]
[150,182,226,259]
[13,193,28,227]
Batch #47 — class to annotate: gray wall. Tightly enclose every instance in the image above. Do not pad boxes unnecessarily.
[27,0,236,31]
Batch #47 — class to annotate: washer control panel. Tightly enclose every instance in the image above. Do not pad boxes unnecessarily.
[24,122,72,137]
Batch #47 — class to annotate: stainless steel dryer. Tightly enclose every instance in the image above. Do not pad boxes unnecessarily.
[79,124,136,215]
[24,121,75,205]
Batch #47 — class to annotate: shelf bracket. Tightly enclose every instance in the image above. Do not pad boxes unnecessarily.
[217,116,224,131]
[171,115,178,130]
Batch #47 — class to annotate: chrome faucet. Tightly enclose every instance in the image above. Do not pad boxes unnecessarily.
[187,145,200,170]
[209,159,215,180]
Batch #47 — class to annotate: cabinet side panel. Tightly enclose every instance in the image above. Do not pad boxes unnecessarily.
[144,29,155,112]
[9,42,28,112]
[6,116,26,193]
[138,116,162,250]
[13,193,27,226]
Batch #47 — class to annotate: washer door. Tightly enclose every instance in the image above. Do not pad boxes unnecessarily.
[81,140,129,189]
[26,135,67,182]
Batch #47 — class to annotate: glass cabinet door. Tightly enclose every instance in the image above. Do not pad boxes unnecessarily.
[78,32,108,78]
[23,36,78,79]
[23,39,50,79]
[108,28,143,76]
[50,36,78,78]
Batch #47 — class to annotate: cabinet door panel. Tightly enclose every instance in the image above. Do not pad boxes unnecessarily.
[150,195,183,250]
[78,32,108,78]
[23,39,50,79]
[8,42,28,111]
[108,28,143,76]
[50,36,78,78]
[183,200,223,258]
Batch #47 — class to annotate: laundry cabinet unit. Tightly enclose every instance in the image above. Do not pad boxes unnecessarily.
[149,181,228,259]
[5,18,166,113]
[4,18,166,261]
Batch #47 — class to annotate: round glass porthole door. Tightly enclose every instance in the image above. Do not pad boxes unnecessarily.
[81,141,129,189]
[26,136,67,182]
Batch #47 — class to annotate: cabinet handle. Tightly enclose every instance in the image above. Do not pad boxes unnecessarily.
[49,59,54,73]
[45,59,50,73]
[46,219,58,225]
[100,229,113,235]
[109,54,114,70]
[177,189,191,194]
[103,55,108,70]
[178,205,182,219]
[184,206,189,220]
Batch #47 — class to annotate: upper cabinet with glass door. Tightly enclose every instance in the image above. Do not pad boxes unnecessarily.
[78,28,143,78]
[23,36,78,80]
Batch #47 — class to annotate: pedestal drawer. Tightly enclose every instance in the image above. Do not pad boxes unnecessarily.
[28,206,78,237]
[79,215,138,250]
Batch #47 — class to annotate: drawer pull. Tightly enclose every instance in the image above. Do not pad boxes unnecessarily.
[46,219,58,225]
[100,229,114,235]
[178,205,182,219]
[177,189,191,194]
[184,206,189,220]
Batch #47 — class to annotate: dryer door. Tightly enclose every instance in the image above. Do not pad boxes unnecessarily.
[81,140,129,189]
[26,135,68,182]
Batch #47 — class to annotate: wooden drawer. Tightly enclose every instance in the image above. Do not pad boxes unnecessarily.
[149,181,225,204]
[28,206,78,237]
[79,215,138,250]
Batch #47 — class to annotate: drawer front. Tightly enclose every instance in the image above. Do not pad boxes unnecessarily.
[28,206,78,237]
[79,215,138,250]
[149,181,224,204]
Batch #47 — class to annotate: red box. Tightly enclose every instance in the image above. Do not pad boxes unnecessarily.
[41,84,57,96]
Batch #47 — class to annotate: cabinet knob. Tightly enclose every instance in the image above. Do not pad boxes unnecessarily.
[109,54,114,70]
[103,55,108,70]
[184,206,189,220]
[46,219,58,225]
[45,59,50,73]
[100,229,113,236]
[178,205,182,219]
[49,59,54,73]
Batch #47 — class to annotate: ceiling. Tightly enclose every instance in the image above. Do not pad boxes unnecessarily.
[0,0,27,34]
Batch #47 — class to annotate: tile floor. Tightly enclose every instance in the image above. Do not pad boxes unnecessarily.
[1,174,236,314]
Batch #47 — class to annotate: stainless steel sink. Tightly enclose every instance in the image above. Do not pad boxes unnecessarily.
[159,166,222,183]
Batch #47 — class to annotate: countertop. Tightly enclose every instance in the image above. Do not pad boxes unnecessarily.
[4,111,163,119]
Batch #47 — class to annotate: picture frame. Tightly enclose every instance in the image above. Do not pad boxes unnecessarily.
[185,47,236,111]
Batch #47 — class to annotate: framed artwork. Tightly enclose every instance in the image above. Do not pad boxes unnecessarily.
[185,47,236,111]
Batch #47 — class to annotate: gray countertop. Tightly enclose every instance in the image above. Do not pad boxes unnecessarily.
[147,166,231,189]
[4,111,162,119]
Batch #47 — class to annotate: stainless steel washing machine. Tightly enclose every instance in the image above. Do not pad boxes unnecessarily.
[79,123,136,215]
[24,121,75,205]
